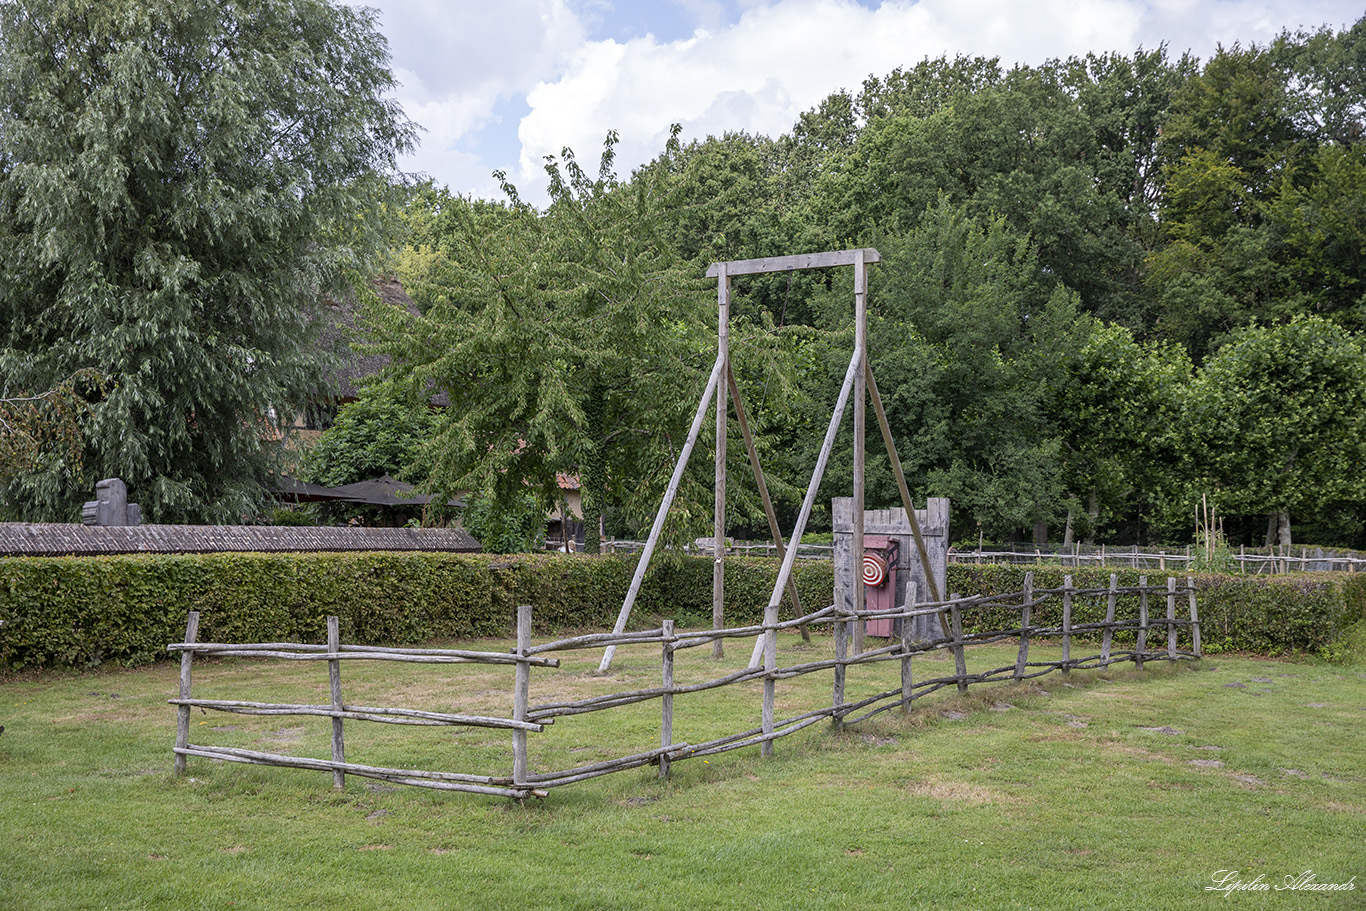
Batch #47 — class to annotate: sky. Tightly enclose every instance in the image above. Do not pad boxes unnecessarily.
[355,0,1364,205]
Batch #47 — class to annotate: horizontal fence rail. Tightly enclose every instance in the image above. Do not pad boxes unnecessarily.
[170,573,1199,800]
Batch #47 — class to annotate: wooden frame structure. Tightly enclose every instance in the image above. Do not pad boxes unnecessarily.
[598,248,946,675]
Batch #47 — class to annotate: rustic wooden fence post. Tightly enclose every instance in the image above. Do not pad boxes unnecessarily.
[1101,574,1117,667]
[950,596,968,694]
[1187,577,1202,657]
[832,611,848,732]
[513,605,532,788]
[660,619,674,780]
[1166,578,1178,660]
[174,611,200,775]
[328,616,345,790]
[900,582,916,714]
[1014,571,1033,680]
[1136,575,1148,670]
[1061,575,1073,677]
[762,602,777,758]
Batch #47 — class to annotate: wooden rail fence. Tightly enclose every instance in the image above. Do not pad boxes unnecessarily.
[170,573,1200,800]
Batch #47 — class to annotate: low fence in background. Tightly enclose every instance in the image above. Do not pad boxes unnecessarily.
[169,573,1200,800]
[599,538,1366,574]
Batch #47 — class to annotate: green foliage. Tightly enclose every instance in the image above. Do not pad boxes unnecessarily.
[301,385,438,488]
[0,553,833,669]
[0,0,415,523]
[1181,316,1366,540]
[378,131,720,553]
[0,368,104,492]
[460,492,547,555]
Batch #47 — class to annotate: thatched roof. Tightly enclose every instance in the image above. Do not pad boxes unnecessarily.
[0,523,481,557]
[322,277,448,406]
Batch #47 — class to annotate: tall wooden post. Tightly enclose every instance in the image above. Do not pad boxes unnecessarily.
[852,250,867,656]
[1166,577,1178,659]
[713,264,729,658]
[174,611,199,775]
[900,581,916,714]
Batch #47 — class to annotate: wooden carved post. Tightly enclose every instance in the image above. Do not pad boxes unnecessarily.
[660,619,674,780]
[1101,574,1117,667]
[1014,571,1033,680]
[950,597,968,694]
[1061,575,1073,677]
[328,615,345,790]
[1166,577,1178,660]
[901,582,916,714]
[714,264,730,659]
[513,605,532,788]
[174,611,200,775]
[1136,575,1148,670]
[1187,576,1202,657]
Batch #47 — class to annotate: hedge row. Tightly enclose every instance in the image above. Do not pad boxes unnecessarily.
[0,552,833,670]
[2,553,1361,670]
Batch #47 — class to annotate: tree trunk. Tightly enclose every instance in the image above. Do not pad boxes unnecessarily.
[1085,490,1099,546]
[1032,519,1048,546]
[1277,510,1292,549]
[1062,509,1074,547]
[1265,512,1278,548]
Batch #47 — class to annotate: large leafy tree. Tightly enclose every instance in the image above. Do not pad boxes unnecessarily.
[378,132,716,552]
[1182,316,1366,547]
[0,0,414,522]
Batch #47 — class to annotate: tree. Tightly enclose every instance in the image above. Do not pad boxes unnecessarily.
[1181,316,1366,546]
[377,131,715,553]
[0,0,414,522]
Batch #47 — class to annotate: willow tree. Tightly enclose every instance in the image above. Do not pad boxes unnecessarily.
[0,0,414,522]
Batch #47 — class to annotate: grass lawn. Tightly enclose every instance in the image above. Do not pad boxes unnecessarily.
[1,626,1362,910]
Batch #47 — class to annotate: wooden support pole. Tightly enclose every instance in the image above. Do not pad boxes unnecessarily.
[727,364,808,642]
[600,355,724,672]
[1188,576,1202,657]
[660,619,674,780]
[1136,575,1148,670]
[713,265,730,659]
[866,362,947,630]
[749,344,862,669]
[174,611,200,775]
[1166,577,1178,660]
[950,598,968,694]
[513,605,532,787]
[328,616,345,790]
[901,581,916,714]
[852,250,867,658]
[1015,571,1033,680]
[1061,575,1073,677]
[1102,574,1117,667]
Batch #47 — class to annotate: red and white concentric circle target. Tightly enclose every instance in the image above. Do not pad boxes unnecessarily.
[862,552,887,587]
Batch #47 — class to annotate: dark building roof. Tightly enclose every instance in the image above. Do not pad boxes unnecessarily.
[0,523,481,557]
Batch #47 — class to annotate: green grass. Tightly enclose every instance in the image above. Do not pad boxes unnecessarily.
[2,628,1363,910]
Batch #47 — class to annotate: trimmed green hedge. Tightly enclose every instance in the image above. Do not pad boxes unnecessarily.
[0,552,834,670]
[3,553,1361,669]
[945,564,1366,656]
